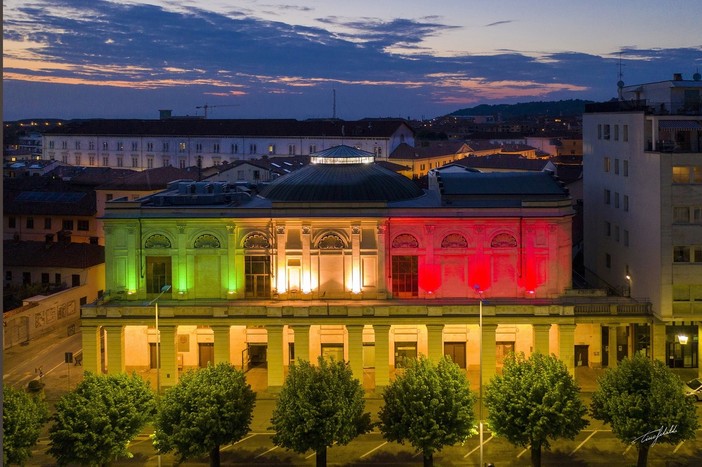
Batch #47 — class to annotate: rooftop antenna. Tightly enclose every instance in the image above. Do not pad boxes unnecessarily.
[617,52,625,100]
[332,89,336,119]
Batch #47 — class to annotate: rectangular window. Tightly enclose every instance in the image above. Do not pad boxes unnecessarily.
[310,145,317,153]
[694,247,702,263]
[55,273,61,284]
[604,189,611,204]
[75,141,81,150]
[614,225,620,242]
[237,170,245,180]
[63,219,74,230]
[623,195,629,212]
[614,192,620,208]
[673,166,691,183]
[231,143,238,154]
[614,125,619,141]
[604,157,610,172]
[674,246,691,263]
[44,217,52,230]
[603,124,611,140]
[89,141,95,150]
[49,141,55,149]
[23,272,31,285]
[674,207,691,223]
[77,220,89,231]
[179,159,186,169]
[623,124,629,142]
[132,157,138,168]
[392,255,419,297]
[131,142,138,151]
[117,142,123,151]
[89,156,95,166]
[605,253,611,268]
[178,142,187,153]
[72,274,80,287]
[163,157,170,167]
[61,141,68,150]
[213,143,220,153]
[8,216,16,228]
[147,157,153,169]
[162,142,169,152]
[605,221,611,236]
[614,158,619,175]
[693,207,702,223]
[694,167,702,183]
[253,170,260,180]
[26,217,34,229]
[623,229,629,247]
[288,144,296,155]
[597,124,602,139]
[41,273,49,284]
[245,256,271,298]
[102,141,108,150]
[102,156,109,166]
[117,157,123,167]
[196,143,202,153]
[147,142,154,152]
[268,144,275,155]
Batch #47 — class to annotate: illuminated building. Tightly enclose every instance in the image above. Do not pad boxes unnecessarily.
[82,145,650,391]
[584,72,702,370]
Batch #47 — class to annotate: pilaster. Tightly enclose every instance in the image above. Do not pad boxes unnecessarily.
[426,324,445,364]
[267,325,285,390]
[559,324,576,375]
[80,324,101,374]
[532,323,551,355]
[212,325,232,364]
[374,324,391,389]
[292,324,311,363]
[346,325,364,382]
[104,325,125,375]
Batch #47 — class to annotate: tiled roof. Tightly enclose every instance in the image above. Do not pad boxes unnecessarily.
[96,166,202,190]
[45,118,412,138]
[452,155,550,171]
[4,240,105,268]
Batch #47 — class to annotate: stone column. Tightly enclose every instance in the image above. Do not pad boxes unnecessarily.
[426,324,445,364]
[159,325,178,390]
[651,323,666,364]
[267,325,285,390]
[559,324,576,375]
[226,224,237,294]
[177,224,187,297]
[292,324,311,363]
[374,324,391,389]
[212,325,231,364]
[532,323,551,355]
[301,225,311,293]
[481,324,498,391]
[346,324,364,382]
[276,226,286,294]
[104,325,125,375]
[608,325,619,368]
[377,223,387,296]
[80,324,101,374]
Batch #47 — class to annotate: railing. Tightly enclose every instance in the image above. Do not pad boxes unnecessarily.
[585,100,702,116]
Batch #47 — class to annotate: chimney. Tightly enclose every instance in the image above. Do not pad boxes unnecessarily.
[673,73,683,81]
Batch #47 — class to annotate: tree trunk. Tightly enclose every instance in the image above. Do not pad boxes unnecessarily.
[423,452,433,467]
[210,445,220,467]
[637,444,649,467]
[316,446,327,467]
[531,442,542,467]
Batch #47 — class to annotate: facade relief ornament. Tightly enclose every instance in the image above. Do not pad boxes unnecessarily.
[302,225,311,235]
[441,233,468,248]
[144,234,172,249]
[391,233,419,248]
[276,226,286,235]
[194,234,221,249]
[491,233,518,248]
[177,224,186,234]
[243,233,270,249]
[226,224,235,234]
[317,233,345,250]
[352,225,361,235]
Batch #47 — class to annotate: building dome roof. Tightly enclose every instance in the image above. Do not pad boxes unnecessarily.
[259,145,424,203]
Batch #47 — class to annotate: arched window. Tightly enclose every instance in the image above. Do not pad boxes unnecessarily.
[441,233,468,248]
[491,233,518,248]
[392,233,419,248]
[194,234,221,249]
[243,233,270,249]
[144,234,171,249]
[317,233,345,250]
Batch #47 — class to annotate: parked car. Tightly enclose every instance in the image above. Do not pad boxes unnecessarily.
[684,378,702,401]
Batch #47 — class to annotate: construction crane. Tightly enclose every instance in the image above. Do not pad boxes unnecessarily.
[195,104,239,118]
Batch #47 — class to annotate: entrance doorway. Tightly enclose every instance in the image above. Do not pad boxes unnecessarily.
[149,343,159,369]
[248,344,268,368]
[444,342,466,368]
[198,343,214,368]
[574,345,589,367]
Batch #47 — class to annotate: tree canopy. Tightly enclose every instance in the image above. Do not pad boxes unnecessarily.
[591,353,699,467]
[270,356,371,467]
[3,384,48,465]
[378,356,476,467]
[48,372,155,466]
[485,352,588,467]
[153,363,256,466]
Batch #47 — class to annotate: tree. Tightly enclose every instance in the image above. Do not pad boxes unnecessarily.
[485,352,589,467]
[153,362,256,466]
[3,385,48,465]
[591,353,699,467]
[378,356,476,467]
[270,356,371,467]
[48,372,155,466]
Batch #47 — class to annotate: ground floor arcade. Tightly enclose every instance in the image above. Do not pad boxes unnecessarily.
[80,316,695,392]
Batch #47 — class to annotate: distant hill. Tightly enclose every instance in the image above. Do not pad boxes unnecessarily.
[450,100,594,119]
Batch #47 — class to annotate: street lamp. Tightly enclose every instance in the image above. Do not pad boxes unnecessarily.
[149,284,171,394]
[474,284,484,467]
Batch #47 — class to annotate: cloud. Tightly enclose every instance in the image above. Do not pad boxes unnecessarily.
[485,20,513,27]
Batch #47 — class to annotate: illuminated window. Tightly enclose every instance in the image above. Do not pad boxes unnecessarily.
[178,142,187,153]
[673,166,691,183]
[392,234,419,248]
[392,255,418,297]
[146,256,172,294]
[245,256,271,298]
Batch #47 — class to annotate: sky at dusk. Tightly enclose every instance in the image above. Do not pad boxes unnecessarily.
[3,0,702,121]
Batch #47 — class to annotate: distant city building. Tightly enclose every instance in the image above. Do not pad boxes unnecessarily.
[584,72,702,370]
[40,118,414,171]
